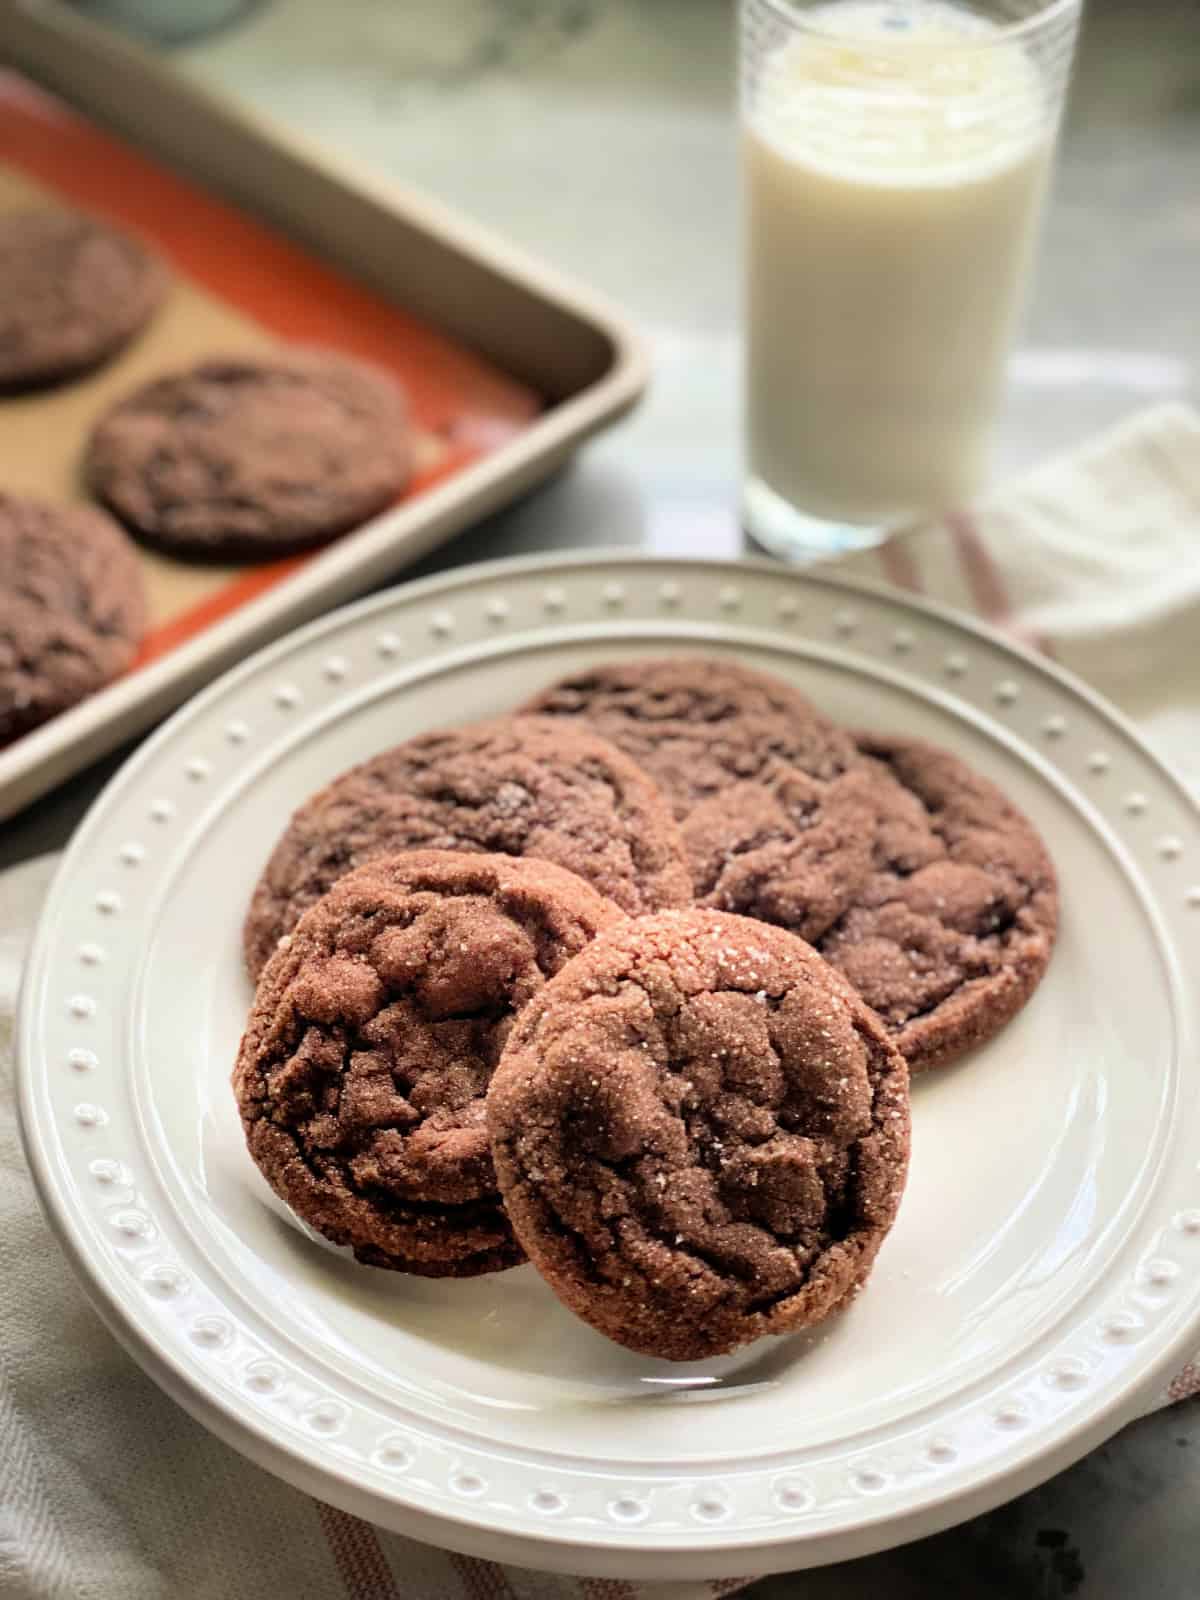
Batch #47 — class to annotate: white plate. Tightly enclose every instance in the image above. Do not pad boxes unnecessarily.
[17,554,1200,1579]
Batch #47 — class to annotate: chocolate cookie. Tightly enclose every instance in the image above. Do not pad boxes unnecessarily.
[488,908,910,1360]
[233,850,626,1276]
[522,656,856,819]
[85,350,411,560]
[1,492,147,741]
[813,734,1059,1073]
[243,715,692,978]
[0,208,167,390]
[683,763,880,944]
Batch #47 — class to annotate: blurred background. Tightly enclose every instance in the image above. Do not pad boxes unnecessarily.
[80,0,1200,568]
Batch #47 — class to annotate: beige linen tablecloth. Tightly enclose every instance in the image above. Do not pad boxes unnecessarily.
[2,403,1198,1598]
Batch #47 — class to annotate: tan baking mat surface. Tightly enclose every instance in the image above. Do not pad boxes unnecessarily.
[0,71,541,668]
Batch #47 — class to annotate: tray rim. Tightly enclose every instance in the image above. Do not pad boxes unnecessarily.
[16,550,1200,1578]
[0,0,651,823]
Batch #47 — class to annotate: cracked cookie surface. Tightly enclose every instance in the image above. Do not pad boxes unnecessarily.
[243,715,692,978]
[683,763,880,944]
[233,850,626,1276]
[86,350,411,560]
[815,734,1059,1072]
[0,208,167,390]
[522,656,856,819]
[488,908,910,1359]
[0,492,147,741]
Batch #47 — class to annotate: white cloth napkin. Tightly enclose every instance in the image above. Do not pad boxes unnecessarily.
[3,403,1199,1597]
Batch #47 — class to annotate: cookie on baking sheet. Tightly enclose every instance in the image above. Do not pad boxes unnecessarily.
[242,715,692,978]
[233,850,626,1277]
[488,908,910,1360]
[85,350,412,561]
[0,208,167,391]
[521,655,856,820]
[813,733,1059,1074]
[0,492,147,742]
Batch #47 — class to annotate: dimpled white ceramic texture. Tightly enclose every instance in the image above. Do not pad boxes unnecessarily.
[17,554,1200,1580]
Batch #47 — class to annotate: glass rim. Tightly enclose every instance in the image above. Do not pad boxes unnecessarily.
[747,0,1083,50]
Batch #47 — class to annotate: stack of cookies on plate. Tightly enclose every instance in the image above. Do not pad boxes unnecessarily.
[233,658,1058,1361]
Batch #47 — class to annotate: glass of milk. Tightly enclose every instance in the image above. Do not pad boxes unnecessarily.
[741,0,1082,556]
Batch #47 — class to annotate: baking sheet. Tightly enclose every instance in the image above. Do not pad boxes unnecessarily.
[0,70,541,673]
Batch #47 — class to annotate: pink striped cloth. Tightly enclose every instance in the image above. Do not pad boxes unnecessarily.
[2,404,1197,1597]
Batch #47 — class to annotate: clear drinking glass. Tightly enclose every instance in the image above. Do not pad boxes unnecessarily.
[741,0,1082,558]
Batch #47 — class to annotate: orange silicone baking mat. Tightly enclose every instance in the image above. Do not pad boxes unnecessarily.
[0,70,542,672]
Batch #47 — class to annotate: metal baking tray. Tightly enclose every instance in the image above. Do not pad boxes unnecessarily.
[0,0,648,822]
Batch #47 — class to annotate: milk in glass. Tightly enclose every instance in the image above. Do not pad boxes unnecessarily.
[745,0,1053,527]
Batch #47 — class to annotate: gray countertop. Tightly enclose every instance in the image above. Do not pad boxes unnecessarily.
[10,0,1200,1591]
